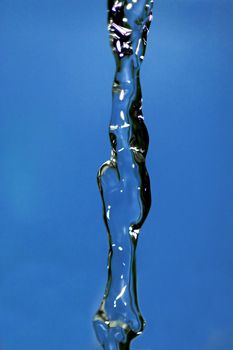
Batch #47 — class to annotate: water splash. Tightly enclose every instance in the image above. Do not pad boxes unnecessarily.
[93,1,154,349]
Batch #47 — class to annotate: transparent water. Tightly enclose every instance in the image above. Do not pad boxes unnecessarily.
[93,1,154,349]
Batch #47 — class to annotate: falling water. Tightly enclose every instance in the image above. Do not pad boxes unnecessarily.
[93,1,154,349]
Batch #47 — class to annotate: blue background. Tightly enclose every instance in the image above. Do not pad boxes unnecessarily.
[0,1,232,349]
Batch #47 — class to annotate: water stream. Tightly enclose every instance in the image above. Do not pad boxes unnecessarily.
[93,1,154,349]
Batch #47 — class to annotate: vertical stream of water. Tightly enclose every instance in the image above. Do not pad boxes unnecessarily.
[93,1,154,349]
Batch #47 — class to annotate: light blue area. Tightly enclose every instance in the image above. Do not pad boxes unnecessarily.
[0,1,232,349]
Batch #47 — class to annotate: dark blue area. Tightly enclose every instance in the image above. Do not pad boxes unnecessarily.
[0,1,232,349]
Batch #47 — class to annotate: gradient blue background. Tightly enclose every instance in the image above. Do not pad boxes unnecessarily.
[0,1,232,349]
